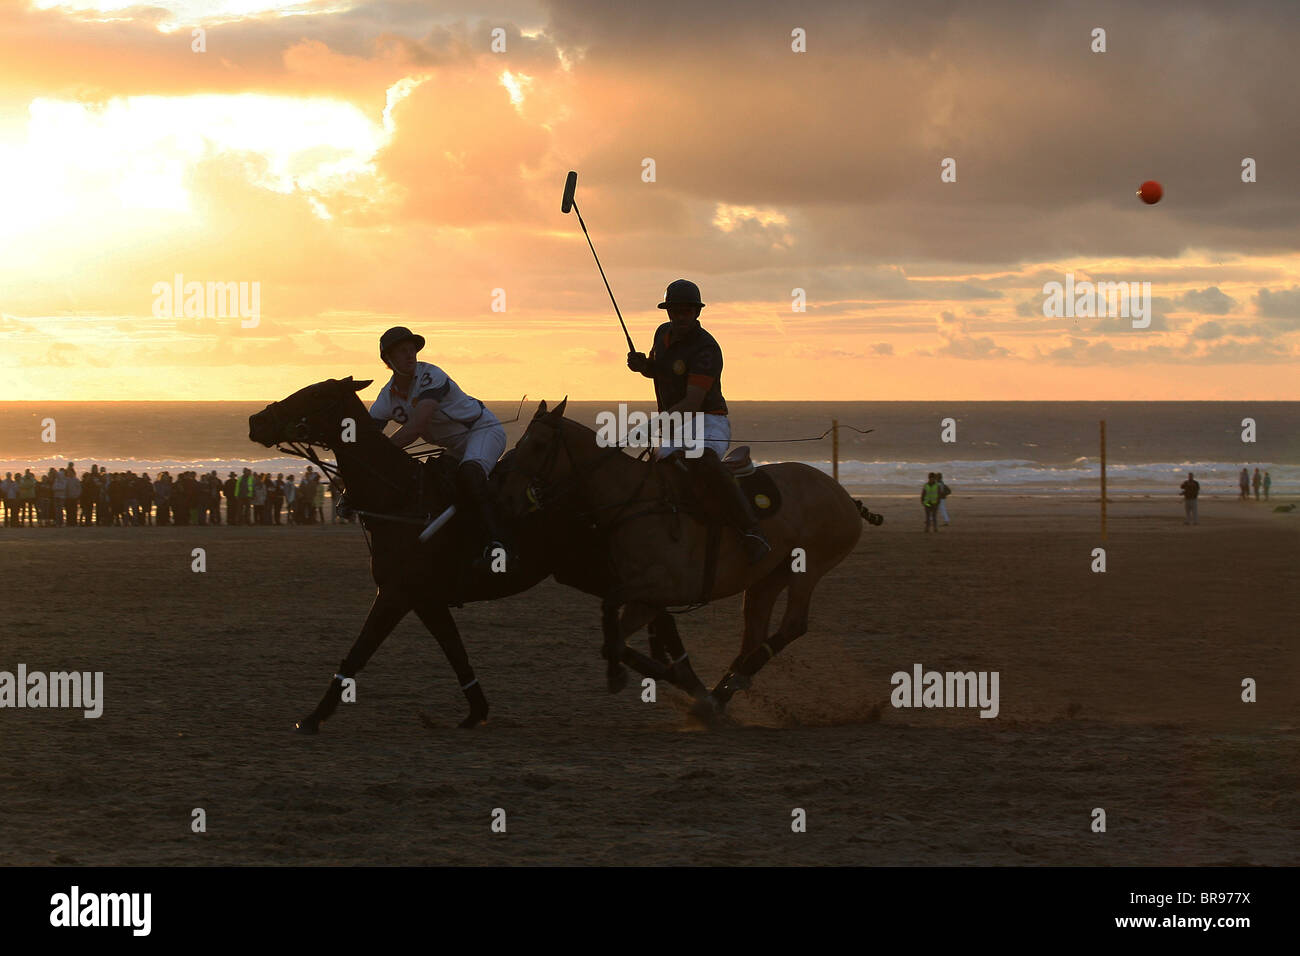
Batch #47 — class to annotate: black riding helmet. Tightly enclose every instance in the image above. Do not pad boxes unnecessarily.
[379,326,426,367]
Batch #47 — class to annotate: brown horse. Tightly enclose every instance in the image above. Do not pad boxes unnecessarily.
[499,399,878,718]
[248,378,706,731]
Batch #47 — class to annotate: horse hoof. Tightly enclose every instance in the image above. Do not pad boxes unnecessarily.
[606,665,628,694]
[457,714,487,729]
[294,717,319,735]
[690,694,723,725]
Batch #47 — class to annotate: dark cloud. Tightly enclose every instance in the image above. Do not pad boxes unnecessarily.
[1254,286,1300,320]
[1177,286,1235,315]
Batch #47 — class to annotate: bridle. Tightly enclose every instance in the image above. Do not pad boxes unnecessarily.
[261,389,416,511]
[513,416,664,529]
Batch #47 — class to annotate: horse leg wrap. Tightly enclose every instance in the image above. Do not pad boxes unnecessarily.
[738,632,794,676]
[712,633,795,704]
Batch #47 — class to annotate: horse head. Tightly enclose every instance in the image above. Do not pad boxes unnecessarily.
[498,397,576,519]
[249,377,373,449]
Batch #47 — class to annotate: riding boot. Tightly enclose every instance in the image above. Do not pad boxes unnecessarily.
[475,498,514,568]
[694,451,771,563]
[456,462,513,571]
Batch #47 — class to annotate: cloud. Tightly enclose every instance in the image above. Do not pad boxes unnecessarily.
[925,310,1011,359]
[1177,286,1235,315]
[1254,286,1300,320]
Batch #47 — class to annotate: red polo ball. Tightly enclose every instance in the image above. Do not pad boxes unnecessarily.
[1137,180,1163,204]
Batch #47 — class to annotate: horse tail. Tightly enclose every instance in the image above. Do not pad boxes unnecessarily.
[855,499,884,526]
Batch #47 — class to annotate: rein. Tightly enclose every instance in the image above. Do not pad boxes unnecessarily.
[263,393,431,528]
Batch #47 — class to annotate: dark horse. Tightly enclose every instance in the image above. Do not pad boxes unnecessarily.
[248,377,707,731]
[500,399,879,718]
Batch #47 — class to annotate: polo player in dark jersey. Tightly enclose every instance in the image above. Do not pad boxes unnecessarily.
[627,278,772,563]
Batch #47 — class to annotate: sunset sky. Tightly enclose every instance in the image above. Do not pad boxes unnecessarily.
[0,0,1297,401]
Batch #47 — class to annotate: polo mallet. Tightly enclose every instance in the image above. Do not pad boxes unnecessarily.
[562,171,635,352]
[418,504,456,543]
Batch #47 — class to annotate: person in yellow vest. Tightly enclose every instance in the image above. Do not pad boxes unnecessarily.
[921,472,941,533]
[19,470,37,526]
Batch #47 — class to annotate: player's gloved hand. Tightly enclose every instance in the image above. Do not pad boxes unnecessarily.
[627,351,648,372]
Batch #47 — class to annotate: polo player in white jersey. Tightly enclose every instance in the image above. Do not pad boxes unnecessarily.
[369,326,509,566]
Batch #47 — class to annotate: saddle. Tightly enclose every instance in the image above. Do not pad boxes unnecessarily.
[722,445,754,474]
[655,448,783,523]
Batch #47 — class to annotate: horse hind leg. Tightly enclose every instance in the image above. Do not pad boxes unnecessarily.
[691,565,787,721]
[296,585,412,734]
[410,596,489,728]
[601,599,628,694]
[710,571,816,711]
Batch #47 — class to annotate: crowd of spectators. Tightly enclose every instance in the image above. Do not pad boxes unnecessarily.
[0,463,353,528]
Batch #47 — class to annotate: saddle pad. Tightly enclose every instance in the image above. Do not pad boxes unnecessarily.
[739,465,782,519]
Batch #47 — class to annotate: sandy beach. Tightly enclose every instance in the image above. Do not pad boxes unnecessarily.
[1,494,1296,866]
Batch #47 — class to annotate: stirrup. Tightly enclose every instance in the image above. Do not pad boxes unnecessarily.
[473,540,512,570]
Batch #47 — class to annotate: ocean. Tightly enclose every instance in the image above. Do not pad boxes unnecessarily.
[0,401,1295,497]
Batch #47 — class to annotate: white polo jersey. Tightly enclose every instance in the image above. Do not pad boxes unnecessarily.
[369,361,488,458]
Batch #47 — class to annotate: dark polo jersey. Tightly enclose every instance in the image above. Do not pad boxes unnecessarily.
[640,320,728,415]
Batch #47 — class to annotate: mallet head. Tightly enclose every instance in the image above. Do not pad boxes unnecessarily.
[561,170,577,214]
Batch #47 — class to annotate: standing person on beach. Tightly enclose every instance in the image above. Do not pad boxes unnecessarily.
[284,475,297,524]
[98,471,112,525]
[0,473,12,527]
[237,468,254,525]
[123,471,140,525]
[222,473,237,526]
[297,472,313,524]
[52,467,67,526]
[252,474,267,525]
[1252,467,1262,500]
[922,473,941,532]
[137,473,154,525]
[272,475,285,525]
[19,470,36,526]
[1180,471,1200,526]
[153,473,170,526]
[313,477,325,524]
[65,466,80,527]
[936,472,952,526]
[36,471,53,526]
[80,467,98,526]
[1263,471,1271,501]
[1239,467,1250,500]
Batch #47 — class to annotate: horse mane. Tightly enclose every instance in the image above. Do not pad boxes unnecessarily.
[555,412,652,468]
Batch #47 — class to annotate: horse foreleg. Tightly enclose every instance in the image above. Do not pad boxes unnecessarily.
[410,597,489,728]
[706,570,808,713]
[295,585,412,734]
[612,604,706,699]
[601,598,627,694]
